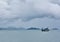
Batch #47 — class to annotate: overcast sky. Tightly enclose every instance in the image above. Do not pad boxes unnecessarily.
[0,0,60,28]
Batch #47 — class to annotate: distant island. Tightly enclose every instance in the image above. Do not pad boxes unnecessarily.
[52,28,59,30]
[0,27,26,30]
[27,27,40,30]
[0,27,59,32]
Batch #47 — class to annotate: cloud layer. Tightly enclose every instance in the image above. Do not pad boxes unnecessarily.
[0,0,60,21]
[0,0,60,27]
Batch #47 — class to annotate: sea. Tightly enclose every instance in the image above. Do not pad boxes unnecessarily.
[0,30,60,42]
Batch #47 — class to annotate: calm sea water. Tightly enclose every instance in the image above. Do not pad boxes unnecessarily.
[0,30,60,42]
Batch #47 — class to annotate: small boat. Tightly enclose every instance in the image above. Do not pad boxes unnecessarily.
[41,28,49,32]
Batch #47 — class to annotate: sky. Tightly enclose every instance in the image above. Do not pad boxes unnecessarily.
[0,0,60,28]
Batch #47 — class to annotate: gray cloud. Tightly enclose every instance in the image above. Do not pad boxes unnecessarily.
[0,0,60,21]
[0,0,60,27]
[50,0,60,5]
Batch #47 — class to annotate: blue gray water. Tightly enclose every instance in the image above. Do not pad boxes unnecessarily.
[0,30,60,42]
